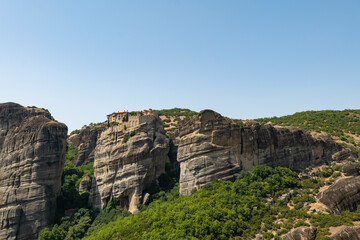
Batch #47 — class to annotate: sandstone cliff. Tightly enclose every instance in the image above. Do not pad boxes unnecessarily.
[89,115,169,213]
[176,110,356,195]
[331,226,360,240]
[318,175,360,214]
[281,226,317,240]
[68,126,104,166]
[0,103,67,240]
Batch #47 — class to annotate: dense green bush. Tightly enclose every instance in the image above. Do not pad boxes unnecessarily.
[84,165,302,240]
[54,144,94,223]
[153,108,197,117]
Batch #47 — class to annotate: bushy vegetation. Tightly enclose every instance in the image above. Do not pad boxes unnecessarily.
[40,159,360,240]
[84,165,300,240]
[53,143,94,226]
[85,165,360,240]
[153,108,197,117]
[256,109,360,156]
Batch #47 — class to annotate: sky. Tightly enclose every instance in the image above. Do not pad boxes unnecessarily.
[0,1,359,132]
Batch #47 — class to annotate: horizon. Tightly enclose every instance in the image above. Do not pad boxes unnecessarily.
[1,1,359,132]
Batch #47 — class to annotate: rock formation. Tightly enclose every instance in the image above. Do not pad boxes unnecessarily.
[331,226,360,240]
[89,115,169,213]
[0,103,67,240]
[281,226,317,240]
[78,176,92,193]
[342,161,359,176]
[176,110,356,195]
[68,126,104,166]
[318,175,360,214]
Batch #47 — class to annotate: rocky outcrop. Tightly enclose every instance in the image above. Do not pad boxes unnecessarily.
[89,116,169,213]
[318,176,360,214]
[176,110,356,195]
[68,126,104,166]
[281,226,317,240]
[342,161,359,176]
[331,226,360,240]
[78,176,92,193]
[279,190,295,203]
[0,103,67,240]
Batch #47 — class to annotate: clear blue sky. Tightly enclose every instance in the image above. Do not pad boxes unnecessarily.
[1,1,359,132]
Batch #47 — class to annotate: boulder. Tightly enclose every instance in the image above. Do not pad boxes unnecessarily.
[342,162,359,176]
[318,176,360,214]
[331,226,360,240]
[78,175,92,193]
[281,226,317,240]
[279,190,295,203]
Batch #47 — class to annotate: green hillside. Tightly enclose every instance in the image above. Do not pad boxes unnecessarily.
[152,108,198,117]
[256,110,360,156]
[40,163,360,240]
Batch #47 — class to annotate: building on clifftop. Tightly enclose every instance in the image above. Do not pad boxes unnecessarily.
[107,109,154,129]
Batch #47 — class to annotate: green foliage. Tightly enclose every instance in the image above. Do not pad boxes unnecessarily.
[153,108,197,117]
[122,136,128,143]
[70,129,81,135]
[38,225,66,240]
[55,143,94,223]
[85,206,131,236]
[122,113,129,122]
[319,166,334,178]
[39,208,93,240]
[84,165,302,240]
[302,178,324,192]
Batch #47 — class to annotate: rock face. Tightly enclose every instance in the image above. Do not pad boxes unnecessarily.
[68,126,104,166]
[281,226,317,240]
[331,226,360,240]
[89,115,169,213]
[318,176,360,214]
[0,103,67,240]
[176,110,356,195]
[78,176,92,193]
[342,161,359,176]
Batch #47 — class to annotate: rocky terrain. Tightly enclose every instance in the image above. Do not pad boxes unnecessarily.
[281,226,317,240]
[318,175,360,214]
[89,115,169,213]
[0,103,67,240]
[331,226,360,240]
[68,126,104,167]
[176,110,357,195]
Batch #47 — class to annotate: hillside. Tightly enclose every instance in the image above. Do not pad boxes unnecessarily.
[256,110,360,156]
[40,163,360,240]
